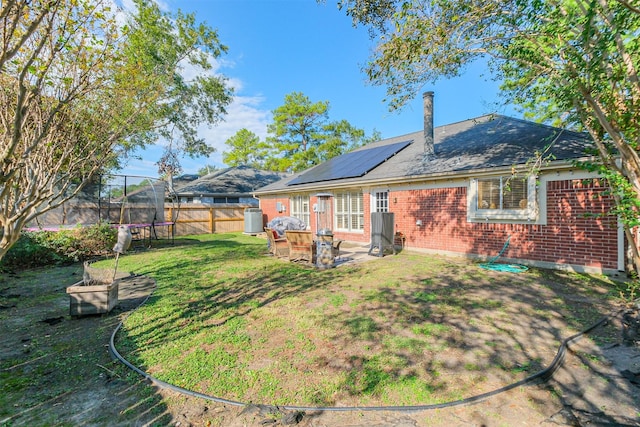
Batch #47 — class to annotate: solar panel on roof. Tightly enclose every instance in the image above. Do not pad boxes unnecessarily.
[287,140,412,186]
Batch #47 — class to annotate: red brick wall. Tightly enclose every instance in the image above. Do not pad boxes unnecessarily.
[259,196,290,229]
[394,178,618,270]
[540,179,617,269]
[258,178,619,271]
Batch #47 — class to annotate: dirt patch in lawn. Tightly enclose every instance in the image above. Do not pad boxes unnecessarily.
[1,253,640,427]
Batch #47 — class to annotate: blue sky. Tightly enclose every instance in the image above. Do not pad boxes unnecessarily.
[121,0,519,178]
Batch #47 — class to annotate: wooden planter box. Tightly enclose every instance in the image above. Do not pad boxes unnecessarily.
[66,260,122,316]
[66,280,119,316]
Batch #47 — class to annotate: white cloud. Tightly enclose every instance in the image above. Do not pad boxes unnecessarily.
[178,52,232,81]
[119,146,163,177]
[195,95,272,167]
[110,0,273,176]
[120,93,273,176]
[117,0,168,12]
[154,0,170,11]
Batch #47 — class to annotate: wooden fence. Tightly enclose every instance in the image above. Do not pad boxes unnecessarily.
[24,202,260,238]
[166,204,258,236]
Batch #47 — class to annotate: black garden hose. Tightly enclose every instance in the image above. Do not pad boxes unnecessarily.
[109,285,630,412]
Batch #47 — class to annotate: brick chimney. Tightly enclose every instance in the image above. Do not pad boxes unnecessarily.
[423,91,434,155]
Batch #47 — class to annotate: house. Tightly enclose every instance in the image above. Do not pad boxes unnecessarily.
[253,92,623,275]
[171,165,288,206]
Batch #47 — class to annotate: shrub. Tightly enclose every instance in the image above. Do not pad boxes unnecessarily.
[76,222,118,255]
[0,223,117,270]
[1,232,66,268]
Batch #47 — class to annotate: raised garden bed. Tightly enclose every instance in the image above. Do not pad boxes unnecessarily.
[66,260,120,316]
[66,280,119,316]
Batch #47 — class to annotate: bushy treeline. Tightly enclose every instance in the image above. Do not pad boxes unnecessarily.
[1,223,116,270]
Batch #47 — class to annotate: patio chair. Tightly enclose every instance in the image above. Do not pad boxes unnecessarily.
[332,239,343,260]
[285,230,315,263]
[265,227,289,258]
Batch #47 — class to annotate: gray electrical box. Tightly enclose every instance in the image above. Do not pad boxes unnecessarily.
[244,208,263,234]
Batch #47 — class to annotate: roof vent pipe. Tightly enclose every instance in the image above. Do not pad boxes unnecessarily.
[423,91,435,155]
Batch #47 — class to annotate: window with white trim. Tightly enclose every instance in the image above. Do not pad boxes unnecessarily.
[373,191,389,213]
[469,176,537,221]
[335,191,364,232]
[290,195,310,227]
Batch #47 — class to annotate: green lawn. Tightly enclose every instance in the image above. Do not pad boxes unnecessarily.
[95,233,625,408]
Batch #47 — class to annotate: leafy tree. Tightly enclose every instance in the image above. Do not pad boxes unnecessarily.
[317,120,380,162]
[197,164,220,176]
[0,0,233,260]
[126,1,233,175]
[106,179,154,199]
[265,92,330,172]
[263,92,375,172]
[222,128,269,168]
[337,0,640,273]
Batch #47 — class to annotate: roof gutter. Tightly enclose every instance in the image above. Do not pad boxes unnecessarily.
[252,156,599,197]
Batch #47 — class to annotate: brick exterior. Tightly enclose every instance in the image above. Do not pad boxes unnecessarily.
[259,178,620,272]
[259,196,290,220]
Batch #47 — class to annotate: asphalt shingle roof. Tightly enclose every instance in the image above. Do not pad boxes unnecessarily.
[255,114,593,194]
[175,165,288,196]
